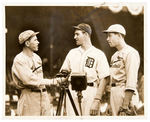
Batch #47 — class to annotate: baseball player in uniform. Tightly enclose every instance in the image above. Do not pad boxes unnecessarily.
[91,24,140,116]
[12,30,66,116]
[60,23,110,116]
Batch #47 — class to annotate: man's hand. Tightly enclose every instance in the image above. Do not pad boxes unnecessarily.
[90,99,101,116]
[118,106,128,116]
[118,106,135,116]
[118,90,134,116]
[55,76,69,85]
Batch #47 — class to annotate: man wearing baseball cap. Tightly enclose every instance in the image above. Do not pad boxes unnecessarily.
[12,30,67,116]
[60,23,110,116]
[91,24,140,116]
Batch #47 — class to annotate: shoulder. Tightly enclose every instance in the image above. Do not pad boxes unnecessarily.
[92,46,106,56]
[69,47,80,52]
[112,45,139,59]
[33,53,42,63]
[13,52,25,63]
[33,53,41,60]
[67,47,80,55]
[125,45,139,56]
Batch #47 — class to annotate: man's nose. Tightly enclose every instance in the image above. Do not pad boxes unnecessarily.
[74,35,77,39]
[106,37,109,42]
[37,40,40,44]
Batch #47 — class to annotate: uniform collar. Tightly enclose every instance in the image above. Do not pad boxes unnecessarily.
[79,45,93,53]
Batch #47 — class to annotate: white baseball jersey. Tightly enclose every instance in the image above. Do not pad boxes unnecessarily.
[12,52,51,116]
[61,46,110,115]
[61,46,110,83]
[110,44,140,115]
[110,45,140,91]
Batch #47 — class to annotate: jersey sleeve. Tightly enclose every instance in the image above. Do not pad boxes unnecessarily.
[96,52,110,80]
[60,51,71,72]
[12,57,43,87]
[125,51,140,91]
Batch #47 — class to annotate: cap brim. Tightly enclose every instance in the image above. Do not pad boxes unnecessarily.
[34,32,39,35]
[73,26,81,30]
[102,30,110,33]
[31,32,39,37]
[102,30,117,33]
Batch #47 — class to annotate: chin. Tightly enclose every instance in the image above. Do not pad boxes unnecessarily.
[109,44,113,47]
[34,48,38,52]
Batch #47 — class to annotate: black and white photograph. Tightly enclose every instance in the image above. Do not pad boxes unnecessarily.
[1,0,148,120]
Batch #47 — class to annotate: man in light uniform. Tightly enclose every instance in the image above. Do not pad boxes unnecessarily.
[60,23,110,116]
[12,30,66,116]
[91,24,140,116]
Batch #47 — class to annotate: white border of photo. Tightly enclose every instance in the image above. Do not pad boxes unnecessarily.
[0,0,149,122]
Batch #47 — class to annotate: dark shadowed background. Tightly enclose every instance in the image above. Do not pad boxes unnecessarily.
[5,6,144,77]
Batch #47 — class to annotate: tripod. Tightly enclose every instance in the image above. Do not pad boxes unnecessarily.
[56,83,79,116]
[77,91,83,116]
[56,72,87,116]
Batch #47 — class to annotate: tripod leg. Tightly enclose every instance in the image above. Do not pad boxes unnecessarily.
[78,102,82,116]
[77,91,83,116]
[63,93,67,116]
[66,89,79,116]
[56,88,65,116]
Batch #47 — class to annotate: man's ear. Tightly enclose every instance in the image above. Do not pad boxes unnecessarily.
[25,41,30,47]
[118,33,124,39]
[84,32,90,37]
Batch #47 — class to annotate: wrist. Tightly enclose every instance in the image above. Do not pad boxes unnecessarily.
[54,78,61,84]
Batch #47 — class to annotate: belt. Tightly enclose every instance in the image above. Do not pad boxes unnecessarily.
[87,82,94,87]
[31,88,47,92]
[111,83,116,87]
[111,82,125,87]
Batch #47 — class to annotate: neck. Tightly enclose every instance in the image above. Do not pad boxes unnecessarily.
[81,38,92,51]
[116,39,126,51]
[23,47,33,57]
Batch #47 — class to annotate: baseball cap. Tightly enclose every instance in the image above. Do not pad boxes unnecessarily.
[73,23,92,35]
[103,24,126,36]
[18,30,39,44]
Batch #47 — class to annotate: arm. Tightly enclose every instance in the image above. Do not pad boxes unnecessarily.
[90,52,110,116]
[122,90,134,109]
[90,76,109,116]
[125,51,140,92]
[94,76,110,101]
[124,51,140,105]
[118,90,134,116]
[119,51,140,115]
[60,52,71,72]
[13,58,65,87]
